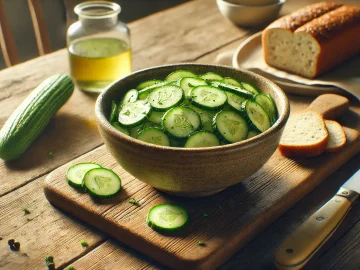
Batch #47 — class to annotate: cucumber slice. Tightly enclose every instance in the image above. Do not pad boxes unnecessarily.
[136,127,170,146]
[83,168,122,198]
[213,110,248,143]
[225,92,247,111]
[221,77,241,87]
[138,81,169,100]
[179,77,207,97]
[185,131,220,148]
[112,122,130,135]
[254,93,277,124]
[120,89,138,107]
[146,204,189,232]
[162,106,201,139]
[242,82,259,95]
[209,81,254,100]
[66,162,102,188]
[129,124,143,138]
[142,120,161,130]
[199,72,223,81]
[166,70,196,82]
[242,100,271,132]
[188,104,215,132]
[118,100,151,127]
[247,130,260,139]
[148,111,166,124]
[190,86,227,110]
[136,80,163,90]
[109,101,118,123]
[148,85,184,111]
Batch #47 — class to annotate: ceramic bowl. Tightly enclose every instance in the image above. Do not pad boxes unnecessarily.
[95,64,289,197]
[217,0,285,27]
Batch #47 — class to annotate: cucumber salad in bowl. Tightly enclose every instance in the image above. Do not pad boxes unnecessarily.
[109,70,278,148]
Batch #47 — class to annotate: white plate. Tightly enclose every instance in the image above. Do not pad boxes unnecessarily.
[232,32,343,96]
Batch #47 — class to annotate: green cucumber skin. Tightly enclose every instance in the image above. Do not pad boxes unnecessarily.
[84,168,122,199]
[0,74,74,160]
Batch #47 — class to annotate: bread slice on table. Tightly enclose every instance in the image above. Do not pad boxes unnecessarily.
[279,110,328,158]
[262,2,360,78]
[325,120,347,152]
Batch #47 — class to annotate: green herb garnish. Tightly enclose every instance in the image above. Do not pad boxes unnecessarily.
[80,241,88,247]
[45,256,55,270]
[197,241,205,246]
[49,152,53,158]
[202,212,208,217]
[67,266,75,270]
[128,198,140,206]
[23,208,30,215]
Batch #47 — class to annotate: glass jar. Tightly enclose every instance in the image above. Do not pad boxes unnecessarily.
[67,1,132,93]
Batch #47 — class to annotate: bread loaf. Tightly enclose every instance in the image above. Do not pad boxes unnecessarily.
[279,110,328,158]
[262,2,360,78]
[325,120,346,152]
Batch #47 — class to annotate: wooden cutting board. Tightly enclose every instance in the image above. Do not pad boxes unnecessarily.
[44,98,360,270]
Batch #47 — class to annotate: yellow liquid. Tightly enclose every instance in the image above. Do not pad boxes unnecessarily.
[69,38,132,92]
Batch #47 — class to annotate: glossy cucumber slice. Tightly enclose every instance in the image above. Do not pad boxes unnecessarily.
[83,168,121,198]
[188,104,215,132]
[213,110,248,143]
[165,70,196,82]
[109,101,118,123]
[254,93,277,124]
[209,81,254,99]
[66,162,102,188]
[136,79,163,90]
[138,81,169,100]
[118,100,151,127]
[162,106,201,139]
[148,85,184,111]
[225,91,247,111]
[112,122,130,135]
[136,127,170,146]
[221,77,241,87]
[242,82,259,95]
[242,100,271,132]
[190,86,227,110]
[146,204,189,232]
[120,89,138,107]
[184,130,220,148]
[199,72,223,81]
[247,130,260,139]
[179,77,207,97]
[148,111,166,124]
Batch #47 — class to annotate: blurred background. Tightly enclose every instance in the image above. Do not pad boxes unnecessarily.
[0,0,189,70]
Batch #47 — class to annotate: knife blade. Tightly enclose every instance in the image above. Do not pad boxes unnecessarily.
[274,169,360,270]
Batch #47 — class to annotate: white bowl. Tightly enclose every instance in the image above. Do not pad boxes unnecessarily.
[217,0,285,27]
[225,0,279,6]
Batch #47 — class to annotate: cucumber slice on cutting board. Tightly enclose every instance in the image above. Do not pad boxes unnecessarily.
[146,203,189,232]
[66,162,102,188]
[83,168,122,198]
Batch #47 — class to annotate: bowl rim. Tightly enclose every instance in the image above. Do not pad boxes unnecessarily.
[216,0,286,8]
[95,63,290,153]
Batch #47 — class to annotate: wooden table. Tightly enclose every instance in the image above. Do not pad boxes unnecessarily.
[1,0,359,269]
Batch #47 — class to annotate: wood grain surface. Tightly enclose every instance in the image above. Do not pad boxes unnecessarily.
[44,120,359,269]
[0,0,360,269]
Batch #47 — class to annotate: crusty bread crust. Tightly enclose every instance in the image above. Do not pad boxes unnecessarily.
[325,120,346,152]
[262,3,360,78]
[265,2,341,32]
[279,110,328,158]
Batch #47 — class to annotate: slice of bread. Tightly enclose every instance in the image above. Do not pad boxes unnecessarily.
[279,110,328,158]
[325,120,346,152]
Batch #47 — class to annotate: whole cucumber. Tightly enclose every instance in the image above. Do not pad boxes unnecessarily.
[0,74,74,160]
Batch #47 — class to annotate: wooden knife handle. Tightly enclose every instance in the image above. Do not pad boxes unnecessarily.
[274,187,358,270]
[307,94,349,119]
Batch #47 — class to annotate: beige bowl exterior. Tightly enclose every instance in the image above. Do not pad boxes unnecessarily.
[96,64,289,197]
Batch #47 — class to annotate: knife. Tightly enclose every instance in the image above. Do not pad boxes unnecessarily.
[274,169,360,270]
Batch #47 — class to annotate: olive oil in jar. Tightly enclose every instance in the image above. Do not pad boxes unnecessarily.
[69,37,132,92]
